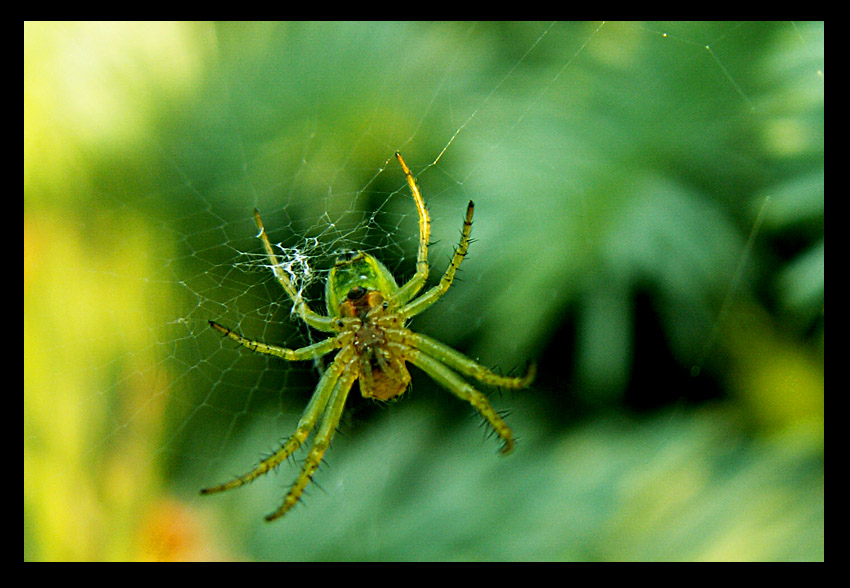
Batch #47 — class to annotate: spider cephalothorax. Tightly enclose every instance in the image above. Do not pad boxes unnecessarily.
[202,153,535,521]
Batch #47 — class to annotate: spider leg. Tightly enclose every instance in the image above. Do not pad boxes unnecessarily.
[398,344,515,454]
[253,209,340,333]
[400,200,474,318]
[399,331,535,389]
[392,152,432,304]
[209,320,345,360]
[264,353,359,521]
[200,347,354,497]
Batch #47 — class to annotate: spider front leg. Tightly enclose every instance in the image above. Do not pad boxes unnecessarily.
[200,346,355,497]
[403,331,536,389]
[399,345,516,454]
[265,354,359,521]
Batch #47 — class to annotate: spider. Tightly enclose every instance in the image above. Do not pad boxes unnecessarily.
[201,152,535,522]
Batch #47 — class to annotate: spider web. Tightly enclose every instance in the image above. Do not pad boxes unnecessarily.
[24,21,824,561]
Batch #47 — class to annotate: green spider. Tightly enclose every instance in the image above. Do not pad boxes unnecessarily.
[201,152,535,522]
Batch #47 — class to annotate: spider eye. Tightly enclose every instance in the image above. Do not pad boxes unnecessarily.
[347,285,367,300]
[335,249,360,264]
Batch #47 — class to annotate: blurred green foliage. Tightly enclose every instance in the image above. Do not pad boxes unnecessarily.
[24,22,822,561]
